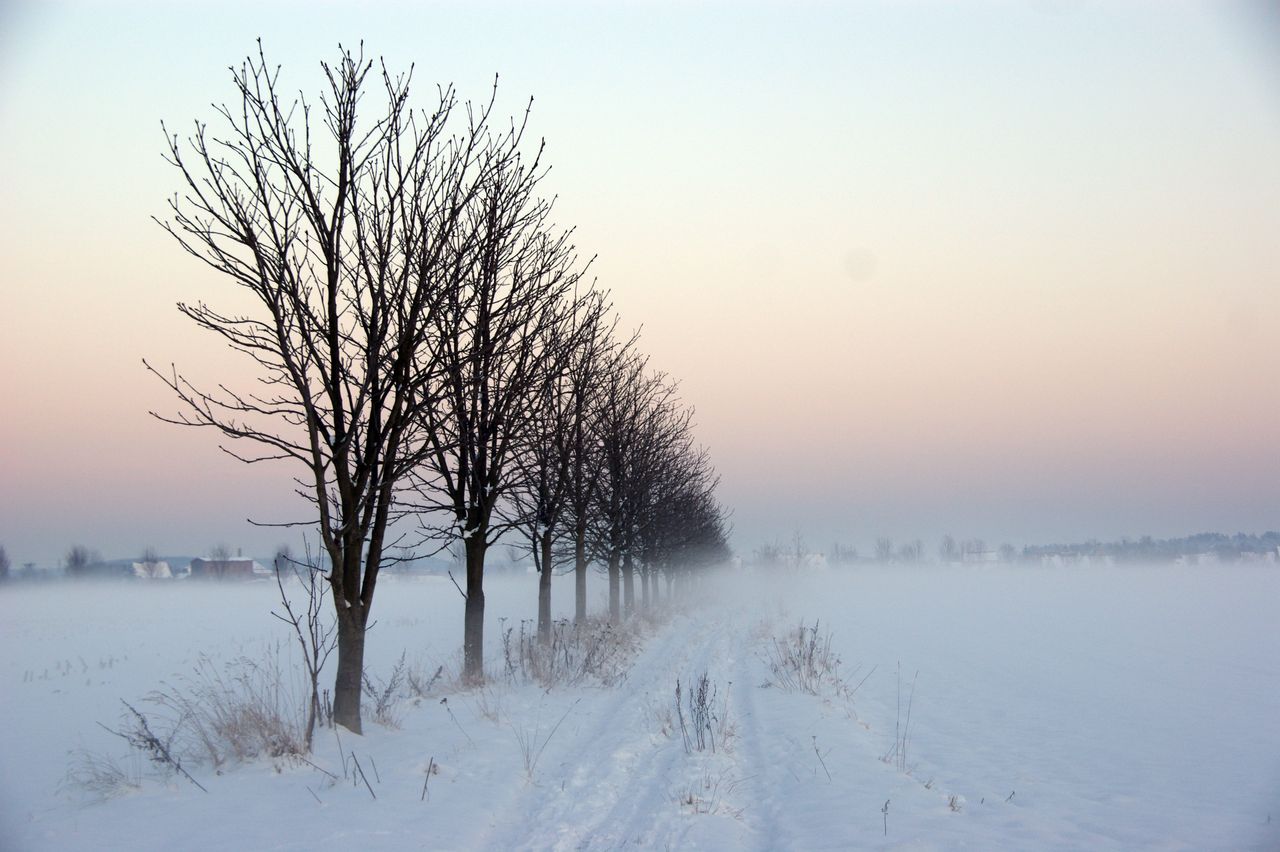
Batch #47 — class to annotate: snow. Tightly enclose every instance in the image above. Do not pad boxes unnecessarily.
[1,564,1277,850]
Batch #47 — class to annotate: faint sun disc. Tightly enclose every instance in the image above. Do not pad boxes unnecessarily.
[843,248,878,284]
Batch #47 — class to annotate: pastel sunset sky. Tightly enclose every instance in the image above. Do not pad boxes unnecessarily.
[2,1,1278,565]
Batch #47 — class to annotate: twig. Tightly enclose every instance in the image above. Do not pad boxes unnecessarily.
[351,754,377,799]
[534,699,580,770]
[420,756,435,802]
[849,663,877,696]
[294,754,338,781]
[882,799,890,836]
[334,726,349,778]
[447,569,467,601]
[812,735,832,781]
[306,784,322,804]
[895,662,901,768]
[369,755,381,784]
[901,670,918,771]
[442,698,474,747]
[514,699,581,779]
[102,702,208,793]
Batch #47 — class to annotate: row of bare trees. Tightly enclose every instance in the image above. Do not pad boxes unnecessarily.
[148,43,729,733]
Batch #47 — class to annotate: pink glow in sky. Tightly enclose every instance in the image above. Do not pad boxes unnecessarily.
[1,1,1278,565]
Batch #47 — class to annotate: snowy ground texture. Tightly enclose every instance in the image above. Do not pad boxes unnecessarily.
[2,564,1278,851]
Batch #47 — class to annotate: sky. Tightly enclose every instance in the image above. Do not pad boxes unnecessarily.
[1,1,1278,566]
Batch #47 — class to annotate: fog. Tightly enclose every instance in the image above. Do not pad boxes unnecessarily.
[3,562,1279,849]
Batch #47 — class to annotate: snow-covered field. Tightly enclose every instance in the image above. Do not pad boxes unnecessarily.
[2,564,1277,851]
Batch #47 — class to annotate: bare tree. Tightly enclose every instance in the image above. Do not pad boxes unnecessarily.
[830,542,858,565]
[875,537,894,563]
[560,323,627,623]
[636,432,728,599]
[272,540,336,751]
[589,354,701,618]
[790,530,807,569]
[203,543,234,580]
[588,349,654,620]
[273,544,292,575]
[137,546,166,579]
[0,545,9,582]
[411,114,593,682]
[149,44,493,731]
[755,541,784,569]
[64,545,98,579]
[939,534,958,563]
[631,403,712,603]
[507,290,612,643]
[652,480,731,596]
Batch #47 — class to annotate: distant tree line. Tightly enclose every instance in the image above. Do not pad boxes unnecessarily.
[145,44,730,732]
[1021,531,1280,564]
[748,530,1280,569]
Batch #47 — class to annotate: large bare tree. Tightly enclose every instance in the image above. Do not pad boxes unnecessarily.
[149,44,492,732]
[411,116,593,682]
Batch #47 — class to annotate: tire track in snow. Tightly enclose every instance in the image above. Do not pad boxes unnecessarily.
[727,630,787,852]
[587,609,746,850]
[468,610,733,851]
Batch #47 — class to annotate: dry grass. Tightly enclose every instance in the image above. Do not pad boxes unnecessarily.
[500,616,642,689]
[362,651,409,729]
[511,698,581,781]
[675,770,746,818]
[149,648,306,769]
[675,672,733,755]
[762,620,874,702]
[763,620,843,694]
[63,747,141,801]
[472,685,505,724]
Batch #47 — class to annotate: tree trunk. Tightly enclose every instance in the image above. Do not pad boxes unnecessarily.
[332,613,365,734]
[463,534,487,684]
[640,567,651,611]
[574,527,588,624]
[622,553,635,618]
[537,531,553,645]
[302,675,317,747]
[608,552,621,623]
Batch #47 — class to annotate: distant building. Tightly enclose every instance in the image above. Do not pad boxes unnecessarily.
[132,560,172,579]
[188,557,269,580]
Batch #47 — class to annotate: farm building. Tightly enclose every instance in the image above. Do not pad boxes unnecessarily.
[187,557,269,580]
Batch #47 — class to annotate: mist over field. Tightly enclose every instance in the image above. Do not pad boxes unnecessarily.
[3,564,1278,850]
